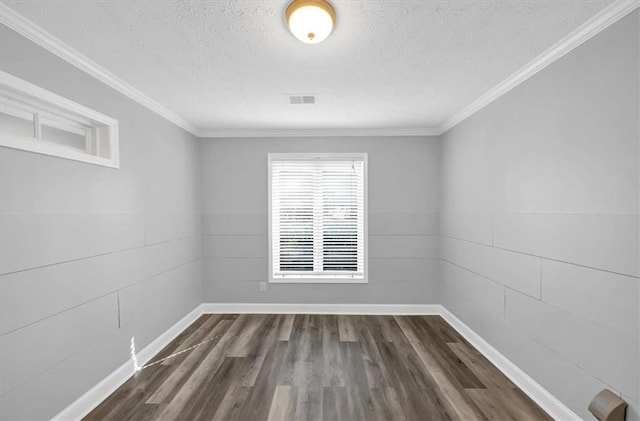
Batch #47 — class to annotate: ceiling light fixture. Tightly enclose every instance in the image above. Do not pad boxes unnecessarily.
[286,0,336,44]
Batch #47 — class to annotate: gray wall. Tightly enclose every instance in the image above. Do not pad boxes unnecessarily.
[1,8,638,421]
[200,136,440,304]
[0,25,203,420]
[439,10,639,420]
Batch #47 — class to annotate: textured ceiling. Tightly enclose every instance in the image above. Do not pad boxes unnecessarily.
[3,0,614,132]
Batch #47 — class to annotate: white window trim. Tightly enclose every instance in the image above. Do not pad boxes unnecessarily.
[0,71,119,168]
[268,152,368,284]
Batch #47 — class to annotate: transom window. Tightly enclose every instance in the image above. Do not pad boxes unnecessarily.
[0,71,119,168]
[268,153,368,283]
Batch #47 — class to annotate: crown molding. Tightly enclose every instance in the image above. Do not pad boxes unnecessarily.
[0,3,200,137]
[198,126,441,138]
[438,0,640,135]
[2,1,637,139]
[0,3,436,140]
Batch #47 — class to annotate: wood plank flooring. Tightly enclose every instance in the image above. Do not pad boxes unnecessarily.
[85,314,552,421]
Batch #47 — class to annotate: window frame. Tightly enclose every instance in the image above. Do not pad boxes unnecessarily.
[0,71,119,168]
[268,152,368,284]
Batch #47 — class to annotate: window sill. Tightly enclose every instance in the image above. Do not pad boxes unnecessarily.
[1,135,119,168]
[269,278,368,284]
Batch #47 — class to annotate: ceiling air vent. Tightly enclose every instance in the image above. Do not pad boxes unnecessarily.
[288,94,316,105]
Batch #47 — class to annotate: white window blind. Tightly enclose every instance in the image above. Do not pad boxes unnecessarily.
[269,154,367,283]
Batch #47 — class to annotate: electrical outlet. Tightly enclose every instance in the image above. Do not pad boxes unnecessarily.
[259,282,267,292]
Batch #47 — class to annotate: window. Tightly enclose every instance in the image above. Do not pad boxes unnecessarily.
[268,153,367,283]
[0,71,119,168]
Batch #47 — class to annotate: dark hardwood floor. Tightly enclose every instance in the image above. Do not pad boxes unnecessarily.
[85,314,552,421]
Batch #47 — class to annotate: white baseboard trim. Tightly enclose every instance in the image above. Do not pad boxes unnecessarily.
[439,307,581,421]
[52,305,205,421]
[200,302,441,315]
[53,302,579,421]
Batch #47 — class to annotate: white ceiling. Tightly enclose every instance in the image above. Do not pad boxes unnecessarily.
[3,0,614,134]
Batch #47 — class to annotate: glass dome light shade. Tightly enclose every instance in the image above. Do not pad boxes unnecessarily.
[286,0,336,44]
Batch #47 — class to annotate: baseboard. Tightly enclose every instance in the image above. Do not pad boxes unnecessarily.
[53,302,579,421]
[201,302,441,315]
[51,305,205,421]
[439,307,581,421]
